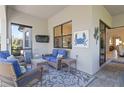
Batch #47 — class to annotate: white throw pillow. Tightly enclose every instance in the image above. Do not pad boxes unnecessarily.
[7,55,16,60]
[20,66,26,73]
[57,54,63,59]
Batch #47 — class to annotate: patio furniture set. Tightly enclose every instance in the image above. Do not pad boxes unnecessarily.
[33,49,77,72]
[0,49,76,87]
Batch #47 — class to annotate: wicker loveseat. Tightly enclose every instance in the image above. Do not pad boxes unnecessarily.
[42,49,67,70]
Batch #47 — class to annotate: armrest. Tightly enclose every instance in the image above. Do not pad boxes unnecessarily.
[16,67,43,86]
[17,67,43,81]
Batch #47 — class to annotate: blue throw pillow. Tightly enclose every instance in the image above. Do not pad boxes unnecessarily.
[58,50,67,58]
[52,49,58,57]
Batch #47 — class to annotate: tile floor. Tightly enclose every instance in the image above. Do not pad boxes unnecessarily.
[88,61,124,87]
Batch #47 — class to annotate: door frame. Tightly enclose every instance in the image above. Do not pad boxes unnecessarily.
[11,22,33,56]
[99,20,111,66]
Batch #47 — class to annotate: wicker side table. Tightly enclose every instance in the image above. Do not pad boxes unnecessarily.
[31,58,48,72]
[61,58,76,72]
[37,62,49,72]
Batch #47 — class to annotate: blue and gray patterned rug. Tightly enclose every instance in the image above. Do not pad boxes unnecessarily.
[41,67,95,87]
[0,66,95,87]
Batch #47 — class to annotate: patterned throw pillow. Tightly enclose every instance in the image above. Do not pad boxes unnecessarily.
[20,66,26,73]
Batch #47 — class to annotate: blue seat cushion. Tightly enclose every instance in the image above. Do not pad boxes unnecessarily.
[0,58,8,62]
[43,56,57,63]
[46,56,56,61]
[0,58,22,78]
[52,49,58,57]
[58,50,67,58]
[0,51,10,59]
[42,55,52,60]
[45,57,51,61]
[49,57,58,63]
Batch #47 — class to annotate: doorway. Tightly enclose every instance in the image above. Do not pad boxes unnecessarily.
[106,26,124,61]
[11,23,32,56]
[99,20,110,66]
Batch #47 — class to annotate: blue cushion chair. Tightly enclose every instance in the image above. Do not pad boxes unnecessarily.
[0,51,43,87]
[42,49,67,69]
[0,51,26,67]
[0,60,43,87]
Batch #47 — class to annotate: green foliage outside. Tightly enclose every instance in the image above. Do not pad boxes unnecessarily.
[12,38,23,56]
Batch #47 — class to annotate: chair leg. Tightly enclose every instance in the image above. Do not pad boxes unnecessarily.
[68,65,71,72]
[40,81,42,87]
[1,81,3,87]
[40,71,42,87]
[61,63,63,71]
[0,80,2,87]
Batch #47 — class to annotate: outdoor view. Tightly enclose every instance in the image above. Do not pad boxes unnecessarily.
[12,24,23,56]
[11,24,32,56]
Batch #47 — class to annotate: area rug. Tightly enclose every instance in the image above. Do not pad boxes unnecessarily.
[41,67,95,87]
[0,67,95,87]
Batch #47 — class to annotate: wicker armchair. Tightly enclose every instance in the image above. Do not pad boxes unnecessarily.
[0,62,43,87]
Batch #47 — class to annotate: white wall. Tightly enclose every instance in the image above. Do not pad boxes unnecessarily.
[0,5,7,50]
[7,8,49,56]
[112,13,124,27]
[48,5,112,75]
[91,5,112,74]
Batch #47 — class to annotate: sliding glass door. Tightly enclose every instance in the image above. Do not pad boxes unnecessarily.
[99,20,110,66]
[11,23,32,56]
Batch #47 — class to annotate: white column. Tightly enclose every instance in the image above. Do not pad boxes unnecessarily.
[0,5,7,51]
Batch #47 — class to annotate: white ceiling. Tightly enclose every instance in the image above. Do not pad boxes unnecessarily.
[8,5,124,18]
[104,5,124,16]
[8,5,68,19]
